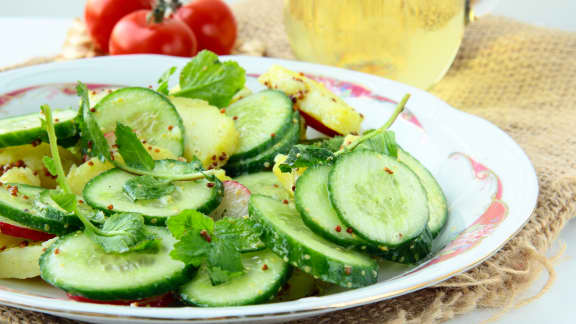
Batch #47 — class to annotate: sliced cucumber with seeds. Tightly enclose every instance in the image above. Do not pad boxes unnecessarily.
[83,168,222,225]
[329,151,431,260]
[0,184,81,235]
[224,112,301,177]
[92,87,184,156]
[249,194,378,288]
[0,110,77,148]
[40,226,193,301]
[179,249,289,306]
[398,149,448,238]
[295,166,368,247]
[235,172,291,201]
[226,90,294,161]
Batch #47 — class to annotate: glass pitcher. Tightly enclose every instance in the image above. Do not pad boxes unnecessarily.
[284,0,499,89]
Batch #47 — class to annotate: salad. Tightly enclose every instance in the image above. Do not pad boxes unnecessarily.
[0,50,447,307]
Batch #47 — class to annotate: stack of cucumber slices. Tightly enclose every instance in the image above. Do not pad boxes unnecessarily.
[0,50,448,307]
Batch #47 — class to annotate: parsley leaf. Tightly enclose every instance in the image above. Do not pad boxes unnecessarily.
[278,145,335,173]
[167,211,256,285]
[157,66,177,95]
[168,210,214,266]
[174,50,246,107]
[85,213,156,254]
[123,175,175,201]
[214,217,264,252]
[206,240,244,285]
[171,233,212,266]
[355,131,398,158]
[167,210,214,239]
[77,82,110,162]
[115,122,155,171]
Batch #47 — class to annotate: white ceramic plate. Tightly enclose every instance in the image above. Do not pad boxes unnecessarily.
[0,55,537,324]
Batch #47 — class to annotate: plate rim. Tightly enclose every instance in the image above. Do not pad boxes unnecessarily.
[0,54,539,321]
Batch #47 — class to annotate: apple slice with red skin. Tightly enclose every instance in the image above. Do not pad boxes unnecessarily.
[0,222,55,242]
[67,293,175,307]
[299,110,341,137]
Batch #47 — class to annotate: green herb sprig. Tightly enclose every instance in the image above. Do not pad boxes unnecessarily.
[41,104,155,253]
[172,50,246,107]
[278,94,410,173]
[167,210,263,285]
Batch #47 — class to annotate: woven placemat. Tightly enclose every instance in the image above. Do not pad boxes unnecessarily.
[1,0,576,323]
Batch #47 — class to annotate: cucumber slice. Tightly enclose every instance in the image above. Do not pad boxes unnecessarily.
[83,169,222,225]
[398,149,448,238]
[92,87,184,156]
[40,226,193,301]
[235,172,291,201]
[224,112,300,177]
[295,166,367,247]
[0,110,77,148]
[249,195,378,288]
[329,151,429,249]
[179,249,289,306]
[226,90,294,161]
[0,184,81,235]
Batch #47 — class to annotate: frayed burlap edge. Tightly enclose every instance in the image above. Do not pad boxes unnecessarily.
[1,1,575,323]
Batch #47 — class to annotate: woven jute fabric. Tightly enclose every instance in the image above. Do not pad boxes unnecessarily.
[1,0,576,322]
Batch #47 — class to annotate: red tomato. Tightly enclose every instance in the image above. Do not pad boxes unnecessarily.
[67,293,175,307]
[84,0,152,53]
[175,0,237,55]
[109,10,198,57]
[0,222,55,241]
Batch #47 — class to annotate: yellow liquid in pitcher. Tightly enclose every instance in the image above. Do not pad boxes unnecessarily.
[284,0,466,89]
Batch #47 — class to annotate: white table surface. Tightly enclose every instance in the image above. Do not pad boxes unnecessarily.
[0,1,574,323]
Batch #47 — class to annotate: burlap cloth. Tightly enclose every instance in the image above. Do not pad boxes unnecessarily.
[1,0,575,323]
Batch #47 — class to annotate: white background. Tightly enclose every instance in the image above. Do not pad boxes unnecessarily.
[0,1,574,323]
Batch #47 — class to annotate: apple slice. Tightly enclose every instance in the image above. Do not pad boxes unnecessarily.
[0,218,55,242]
[259,65,363,136]
[299,110,340,137]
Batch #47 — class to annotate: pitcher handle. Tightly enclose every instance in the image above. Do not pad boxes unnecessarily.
[471,0,500,17]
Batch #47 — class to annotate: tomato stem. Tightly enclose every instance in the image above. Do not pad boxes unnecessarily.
[149,0,167,24]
